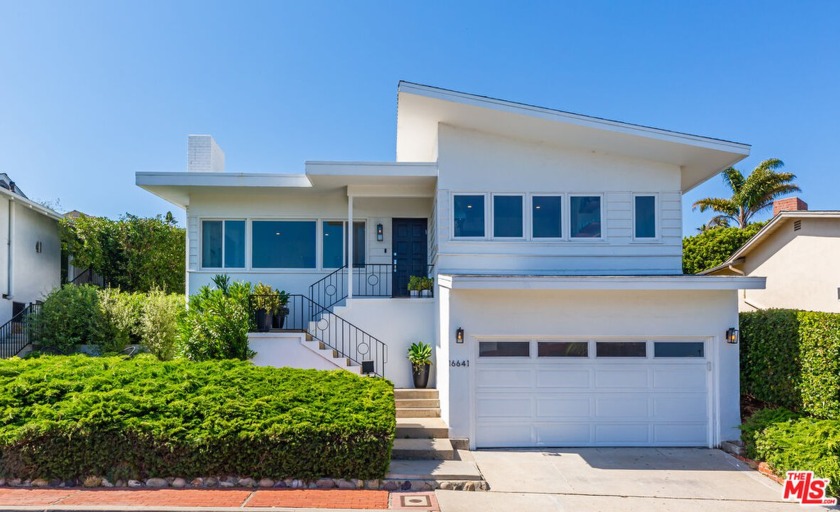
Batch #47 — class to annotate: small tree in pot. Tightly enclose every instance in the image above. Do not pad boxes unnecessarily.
[272,290,291,329]
[408,276,422,297]
[253,283,280,332]
[408,341,433,388]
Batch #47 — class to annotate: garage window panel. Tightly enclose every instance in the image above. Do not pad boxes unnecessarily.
[596,341,646,357]
[538,341,588,357]
[479,341,530,357]
[654,342,704,358]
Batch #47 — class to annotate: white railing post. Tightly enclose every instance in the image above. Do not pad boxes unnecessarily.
[347,193,353,300]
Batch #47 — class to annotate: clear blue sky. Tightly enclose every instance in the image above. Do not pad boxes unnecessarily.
[1,1,838,233]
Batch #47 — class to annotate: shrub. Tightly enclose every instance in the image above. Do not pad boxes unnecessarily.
[0,356,395,481]
[739,407,800,459]
[33,285,104,353]
[740,309,840,418]
[99,288,145,352]
[140,290,185,361]
[179,280,254,361]
[682,223,764,274]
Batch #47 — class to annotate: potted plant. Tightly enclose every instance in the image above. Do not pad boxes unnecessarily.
[272,290,291,329]
[408,276,422,297]
[253,283,280,332]
[408,341,433,388]
[420,276,434,297]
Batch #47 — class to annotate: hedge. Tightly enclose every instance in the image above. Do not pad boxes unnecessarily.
[740,309,840,419]
[0,356,395,481]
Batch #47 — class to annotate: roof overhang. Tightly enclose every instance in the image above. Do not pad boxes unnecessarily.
[438,274,765,291]
[136,172,313,208]
[0,187,62,221]
[397,82,751,192]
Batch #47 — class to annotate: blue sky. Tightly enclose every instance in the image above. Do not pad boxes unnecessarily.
[1,1,838,233]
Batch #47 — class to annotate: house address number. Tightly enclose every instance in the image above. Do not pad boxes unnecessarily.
[450,360,470,367]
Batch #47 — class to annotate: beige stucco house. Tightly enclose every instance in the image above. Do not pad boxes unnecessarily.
[704,197,840,313]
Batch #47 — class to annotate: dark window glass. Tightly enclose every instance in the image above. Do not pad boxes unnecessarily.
[635,196,656,238]
[538,342,588,357]
[224,220,245,268]
[454,195,485,237]
[493,195,523,237]
[479,341,530,357]
[570,196,601,238]
[654,342,704,358]
[596,342,646,357]
[252,221,316,268]
[532,196,562,238]
[201,221,222,268]
[323,221,344,268]
[347,221,366,267]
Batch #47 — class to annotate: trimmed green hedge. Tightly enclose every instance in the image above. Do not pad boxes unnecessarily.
[740,309,840,419]
[0,356,394,481]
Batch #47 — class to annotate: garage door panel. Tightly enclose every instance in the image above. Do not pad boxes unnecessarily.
[476,424,532,447]
[476,396,532,418]
[536,397,591,418]
[594,424,650,444]
[653,368,706,389]
[595,368,649,389]
[596,396,650,418]
[653,395,707,421]
[536,423,591,445]
[536,369,591,388]
[653,424,707,445]
[476,368,532,388]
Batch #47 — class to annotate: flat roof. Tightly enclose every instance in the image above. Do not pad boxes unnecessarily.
[437,273,765,291]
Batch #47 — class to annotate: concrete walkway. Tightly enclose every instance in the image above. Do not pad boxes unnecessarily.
[436,448,823,511]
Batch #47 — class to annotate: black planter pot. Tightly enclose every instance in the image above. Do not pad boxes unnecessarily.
[272,307,289,329]
[255,309,272,332]
[412,363,431,389]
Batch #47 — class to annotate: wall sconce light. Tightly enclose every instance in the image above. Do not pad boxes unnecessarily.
[456,327,464,343]
[726,328,739,344]
[376,223,384,242]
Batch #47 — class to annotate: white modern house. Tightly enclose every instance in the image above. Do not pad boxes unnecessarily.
[138,83,764,449]
[0,174,62,327]
[704,197,840,313]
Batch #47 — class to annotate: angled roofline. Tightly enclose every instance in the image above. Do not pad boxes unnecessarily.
[0,186,62,221]
[398,81,751,152]
[701,210,840,275]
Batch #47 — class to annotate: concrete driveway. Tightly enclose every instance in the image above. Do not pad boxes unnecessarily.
[437,448,817,511]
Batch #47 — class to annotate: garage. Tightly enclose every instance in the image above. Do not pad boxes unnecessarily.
[474,338,711,448]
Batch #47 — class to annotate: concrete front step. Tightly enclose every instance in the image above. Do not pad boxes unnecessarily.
[386,460,483,482]
[392,438,456,460]
[396,417,449,439]
[394,388,439,399]
[396,408,440,418]
[396,398,440,408]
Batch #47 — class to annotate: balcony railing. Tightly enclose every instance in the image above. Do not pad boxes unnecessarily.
[309,264,434,307]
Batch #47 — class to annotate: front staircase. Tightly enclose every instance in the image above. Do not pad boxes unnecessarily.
[393,389,455,460]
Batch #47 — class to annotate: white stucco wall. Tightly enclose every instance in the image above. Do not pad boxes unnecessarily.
[249,332,342,371]
[434,125,684,274]
[740,218,840,313]
[440,288,740,446]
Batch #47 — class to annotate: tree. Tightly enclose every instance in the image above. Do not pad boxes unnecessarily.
[693,159,800,228]
[682,223,765,274]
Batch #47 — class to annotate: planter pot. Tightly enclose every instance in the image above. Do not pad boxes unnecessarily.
[412,363,431,388]
[255,309,272,332]
[420,289,431,298]
[410,290,419,298]
[272,307,289,329]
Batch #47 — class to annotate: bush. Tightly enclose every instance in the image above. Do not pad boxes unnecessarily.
[179,280,253,361]
[682,223,764,274]
[0,356,395,481]
[33,285,104,353]
[140,290,185,361]
[739,407,801,459]
[740,309,840,418]
[99,288,145,353]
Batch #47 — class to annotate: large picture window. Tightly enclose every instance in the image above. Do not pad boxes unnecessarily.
[570,196,602,238]
[322,221,344,269]
[454,195,485,237]
[493,195,523,238]
[532,195,562,238]
[634,195,657,239]
[252,220,316,268]
[202,220,245,268]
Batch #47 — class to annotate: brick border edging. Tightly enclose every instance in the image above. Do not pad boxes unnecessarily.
[719,445,784,486]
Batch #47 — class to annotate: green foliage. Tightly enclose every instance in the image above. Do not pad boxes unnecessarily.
[0,356,395,481]
[140,290,185,361]
[98,288,145,352]
[407,276,433,291]
[407,342,432,369]
[682,223,764,274]
[740,309,840,419]
[179,280,254,361]
[61,213,185,293]
[33,285,105,353]
[739,407,801,459]
[253,283,281,314]
[747,412,840,496]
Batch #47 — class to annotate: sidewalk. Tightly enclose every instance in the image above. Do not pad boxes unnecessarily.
[0,488,440,511]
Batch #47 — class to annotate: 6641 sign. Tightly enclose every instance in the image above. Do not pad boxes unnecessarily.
[783,471,837,506]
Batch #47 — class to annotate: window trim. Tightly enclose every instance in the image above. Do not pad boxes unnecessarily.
[631,193,660,242]
[568,193,605,240]
[491,193,526,240]
[528,193,565,241]
[451,192,488,240]
[199,218,247,270]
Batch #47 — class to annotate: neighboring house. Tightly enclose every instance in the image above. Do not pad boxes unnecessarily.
[704,198,840,313]
[0,174,62,326]
[137,82,764,449]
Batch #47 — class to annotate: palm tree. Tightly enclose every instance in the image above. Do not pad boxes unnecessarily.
[693,158,800,228]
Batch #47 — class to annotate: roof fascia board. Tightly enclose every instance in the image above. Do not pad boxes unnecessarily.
[0,187,62,221]
[438,274,765,291]
[305,161,437,177]
[135,172,313,188]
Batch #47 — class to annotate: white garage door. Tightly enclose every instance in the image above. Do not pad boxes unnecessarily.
[474,339,710,447]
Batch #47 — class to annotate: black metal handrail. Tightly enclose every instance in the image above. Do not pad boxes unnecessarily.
[309,264,435,303]
[309,266,347,310]
[69,268,107,287]
[249,294,388,378]
[0,302,41,358]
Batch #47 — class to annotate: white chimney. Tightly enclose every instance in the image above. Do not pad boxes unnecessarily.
[188,135,225,172]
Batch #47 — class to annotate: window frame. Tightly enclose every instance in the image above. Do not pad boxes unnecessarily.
[199,218,247,270]
[491,193,526,240]
[568,193,605,240]
[451,192,488,240]
[632,193,660,242]
[251,218,319,270]
[528,193,565,241]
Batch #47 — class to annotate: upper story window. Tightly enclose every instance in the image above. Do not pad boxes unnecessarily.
[569,196,601,238]
[454,195,485,237]
[201,220,245,268]
[634,195,657,239]
[532,195,562,238]
[252,220,316,268]
[493,195,523,238]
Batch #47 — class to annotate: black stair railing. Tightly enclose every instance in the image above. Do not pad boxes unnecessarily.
[0,302,41,358]
[309,266,347,310]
